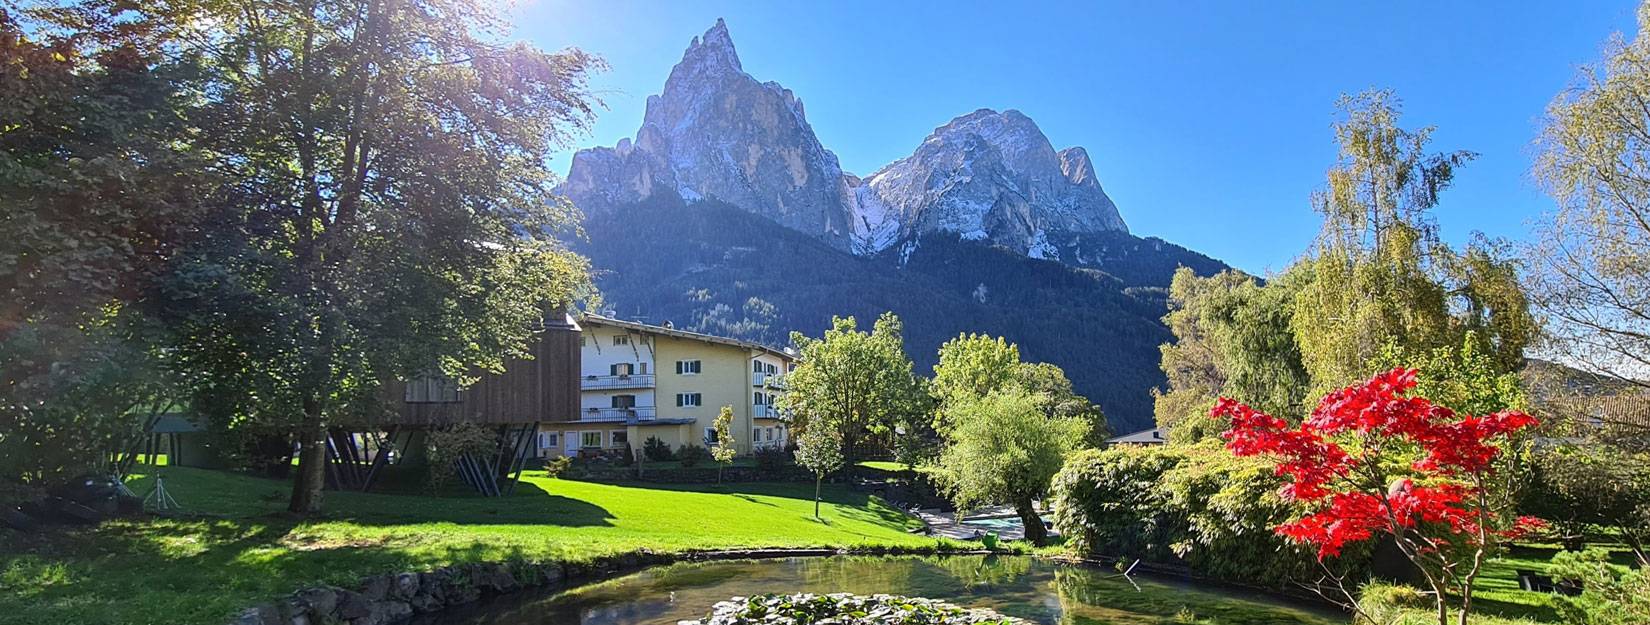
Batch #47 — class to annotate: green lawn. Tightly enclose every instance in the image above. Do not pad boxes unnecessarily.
[0,465,945,625]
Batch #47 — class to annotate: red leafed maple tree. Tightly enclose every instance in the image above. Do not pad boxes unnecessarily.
[1214,368,1543,625]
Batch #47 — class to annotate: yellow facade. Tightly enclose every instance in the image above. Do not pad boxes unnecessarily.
[654,334,760,454]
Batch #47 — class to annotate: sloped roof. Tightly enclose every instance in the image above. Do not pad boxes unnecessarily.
[581,314,794,361]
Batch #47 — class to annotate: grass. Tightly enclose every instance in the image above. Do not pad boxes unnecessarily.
[1363,543,1641,625]
[0,464,945,625]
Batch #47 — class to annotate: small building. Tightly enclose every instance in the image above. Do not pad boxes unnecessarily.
[1106,427,1167,446]
[367,311,583,495]
[543,315,794,460]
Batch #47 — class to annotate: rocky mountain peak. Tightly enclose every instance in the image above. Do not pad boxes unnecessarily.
[561,19,855,249]
[850,109,1128,256]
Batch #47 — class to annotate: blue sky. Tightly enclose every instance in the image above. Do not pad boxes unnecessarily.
[513,1,1639,274]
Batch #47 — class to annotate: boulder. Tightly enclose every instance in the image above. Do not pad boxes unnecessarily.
[335,591,372,620]
[295,586,339,616]
[391,573,419,600]
[360,574,392,601]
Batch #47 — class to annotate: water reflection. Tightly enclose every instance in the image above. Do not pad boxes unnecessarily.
[417,556,1343,625]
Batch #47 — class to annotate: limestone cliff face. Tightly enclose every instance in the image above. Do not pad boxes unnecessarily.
[850,109,1128,256]
[562,19,855,249]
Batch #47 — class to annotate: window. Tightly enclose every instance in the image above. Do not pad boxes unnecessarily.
[610,362,634,376]
[703,427,718,444]
[611,394,637,408]
[788,363,797,373]
[676,359,702,375]
[765,428,774,441]
[405,374,460,403]
[611,431,628,446]
[581,431,603,448]
[613,335,630,346]
[753,392,766,405]
[754,361,764,373]
[766,363,778,375]
[579,336,587,347]
[676,393,702,407]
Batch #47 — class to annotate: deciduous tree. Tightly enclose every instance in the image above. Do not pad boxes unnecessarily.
[781,314,928,463]
[1216,369,1542,625]
[711,405,736,484]
[1530,2,1650,392]
[140,0,601,513]
[930,388,1085,546]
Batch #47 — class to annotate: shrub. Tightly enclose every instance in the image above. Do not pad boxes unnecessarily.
[754,446,790,472]
[1050,447,1181,559]
[1548,548,1650,625]
[1049,442,1337,588]
[542,456,571,478]
[1357,581,1428,624]
[425,424,499,495]
[643,436,675,462]
[677,443,711,468]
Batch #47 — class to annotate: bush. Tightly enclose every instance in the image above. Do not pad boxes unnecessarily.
[1548,548,1650,625]
[643,436,675,462]
[1050,447,1181,559]
[542,456,571,478]
[677,443,711,468]
[754,446,790,472]
[1357,581,1428,625]
[1049,442,1344,588]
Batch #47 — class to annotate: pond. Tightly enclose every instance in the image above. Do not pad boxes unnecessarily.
[417,555,1347,625]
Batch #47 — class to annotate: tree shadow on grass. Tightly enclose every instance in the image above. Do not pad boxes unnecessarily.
[322,478,616,528]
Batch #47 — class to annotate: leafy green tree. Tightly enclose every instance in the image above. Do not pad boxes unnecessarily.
[141,0,601,513]
[1525,444,1650,562]
[931,333,1020,430]
[711,405,737,483]
[1291,91,1532,401]
[929,389,1085,546]
[1,5,207,487]
[781,314,928,463]
[794,425,843,519]
[1015,362,1109,446]
[1153,267,1308,442]
[1530,2,1650,396]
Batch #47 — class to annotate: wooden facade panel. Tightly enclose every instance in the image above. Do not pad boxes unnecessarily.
[374,316,581,427]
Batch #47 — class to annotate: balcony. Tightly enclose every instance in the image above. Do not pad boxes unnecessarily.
[581,374,655,390]
[580,406,657,422]
[752,372,787,388]
[753,404,786,419]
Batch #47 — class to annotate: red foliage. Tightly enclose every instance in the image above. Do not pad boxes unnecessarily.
[1213,368,1539,559]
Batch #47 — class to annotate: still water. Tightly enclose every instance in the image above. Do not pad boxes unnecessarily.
[419,555,1345,625]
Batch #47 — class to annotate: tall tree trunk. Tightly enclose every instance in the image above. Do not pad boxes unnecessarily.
[1015,498,1046,546]
[288,400,326,514]
[814,475,822,519]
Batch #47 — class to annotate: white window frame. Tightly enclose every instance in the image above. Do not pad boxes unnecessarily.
[676,359,702,375]
[703,427,718,445]
[613,335,630,346]
[581,431,603,449]
[610,430,628,447]
[677,392,702,407]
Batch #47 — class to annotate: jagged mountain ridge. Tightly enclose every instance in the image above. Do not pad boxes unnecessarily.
[563,20,1128,258]
[575,198,1224,432]
[561,19,1234,432]
[851,108,1128,256]
[561,19,857,249]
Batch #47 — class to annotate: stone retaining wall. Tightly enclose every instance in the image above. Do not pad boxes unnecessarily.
[228,547,979,625]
